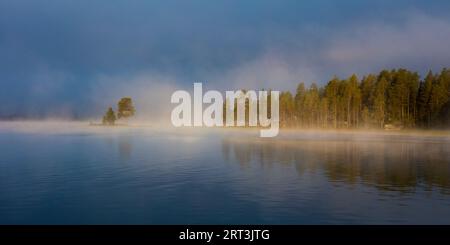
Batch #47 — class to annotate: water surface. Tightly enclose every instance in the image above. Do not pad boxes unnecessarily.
[1,123,449,224]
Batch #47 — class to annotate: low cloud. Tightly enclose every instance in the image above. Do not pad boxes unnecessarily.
[213,52,319,92]
[202,11,450,94]
[323,11,450,75]
[90,73,182,124]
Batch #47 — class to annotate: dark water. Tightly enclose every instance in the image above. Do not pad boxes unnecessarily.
[1,126,450,224]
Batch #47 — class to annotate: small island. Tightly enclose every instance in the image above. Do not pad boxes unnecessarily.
[96,97,136,126]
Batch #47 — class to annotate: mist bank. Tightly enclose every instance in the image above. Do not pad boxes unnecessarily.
[1,121,449,142]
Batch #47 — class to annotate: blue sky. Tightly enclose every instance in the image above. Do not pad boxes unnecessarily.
[1,0,450,118]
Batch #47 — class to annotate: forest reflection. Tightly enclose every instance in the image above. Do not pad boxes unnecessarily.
[222,137,450,194]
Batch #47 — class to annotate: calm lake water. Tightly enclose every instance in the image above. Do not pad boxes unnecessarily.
[1,123,450,224]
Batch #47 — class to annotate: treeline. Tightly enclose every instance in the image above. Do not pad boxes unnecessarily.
[227,68,449,129]
[276,68,450,129]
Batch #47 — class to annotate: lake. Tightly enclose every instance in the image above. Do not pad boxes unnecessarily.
[1,122,450,224]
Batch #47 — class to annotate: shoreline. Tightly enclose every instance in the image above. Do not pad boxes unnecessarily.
[0,120,449,138]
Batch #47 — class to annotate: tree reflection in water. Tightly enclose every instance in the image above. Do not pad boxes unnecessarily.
[222,136,450,194]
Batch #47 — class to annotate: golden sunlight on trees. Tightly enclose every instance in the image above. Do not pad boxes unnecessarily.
[100,97,135,126]
[117,97,136,120]
[283,68,450,129]
[231,68,450,129]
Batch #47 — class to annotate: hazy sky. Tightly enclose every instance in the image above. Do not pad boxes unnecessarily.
[1,0,450,118]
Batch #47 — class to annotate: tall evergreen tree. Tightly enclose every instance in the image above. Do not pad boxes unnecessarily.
[417,71,434,127]
[325,77,340,129]
[294,83,306,127]
[373,77,388,128]
[102,107,116,125]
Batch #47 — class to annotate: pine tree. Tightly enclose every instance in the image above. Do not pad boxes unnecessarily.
[117,97,135,121]
[294,83,306,127]
[373,77,387,128]
[102,107,116,125]
[428,68,450,127]
[280,91,295,127]
[325,77,340,129]
[417,71,434,127]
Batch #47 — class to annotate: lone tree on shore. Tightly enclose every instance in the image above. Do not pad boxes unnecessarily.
[117,97,135,122]
[102,107,117,125]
